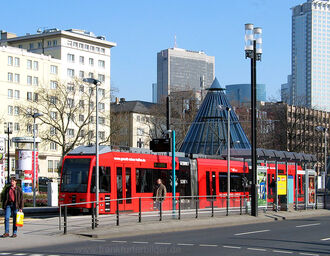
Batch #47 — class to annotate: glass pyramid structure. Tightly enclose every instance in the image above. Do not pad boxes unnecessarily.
[179,78,251,155]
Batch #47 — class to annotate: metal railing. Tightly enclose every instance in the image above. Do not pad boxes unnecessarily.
[58,195,252,235]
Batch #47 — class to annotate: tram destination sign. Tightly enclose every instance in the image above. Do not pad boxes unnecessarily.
[150,138,171,152]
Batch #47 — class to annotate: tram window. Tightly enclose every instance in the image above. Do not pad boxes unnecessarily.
[176,167,191,196]
[219,173,227,192]
[91,166,111,193]
[136,169,153,193]
[206,172,211,195]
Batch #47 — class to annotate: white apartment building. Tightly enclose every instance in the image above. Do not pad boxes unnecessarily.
[0,28,116,179]
[291,0,330,110]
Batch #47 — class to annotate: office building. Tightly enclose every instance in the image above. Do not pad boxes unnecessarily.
[225,83,266,106]
[0,28,116,179]
[157,47,215,103]
[291,0,330,110]
[281,75,293,104]
[152,83,157,103]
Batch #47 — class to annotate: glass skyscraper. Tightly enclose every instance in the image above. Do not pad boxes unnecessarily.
[291,0,330,111]
[225,83,266,105]
[157,48,215,103]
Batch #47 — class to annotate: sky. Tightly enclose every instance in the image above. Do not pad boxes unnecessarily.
[2,0,304,102]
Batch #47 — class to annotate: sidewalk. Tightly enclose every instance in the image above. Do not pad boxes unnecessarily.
[1,208,329,251]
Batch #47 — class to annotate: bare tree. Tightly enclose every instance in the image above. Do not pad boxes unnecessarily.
[17,79,111,159]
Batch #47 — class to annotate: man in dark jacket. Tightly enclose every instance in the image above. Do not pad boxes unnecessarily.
[2,177,23,238]
[153,179,167,209]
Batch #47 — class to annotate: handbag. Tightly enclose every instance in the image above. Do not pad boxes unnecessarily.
[16,211,24,227]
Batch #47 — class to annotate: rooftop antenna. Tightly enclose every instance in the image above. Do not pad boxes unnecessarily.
[174,34,177,48]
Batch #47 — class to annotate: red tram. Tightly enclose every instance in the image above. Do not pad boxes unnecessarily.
[59,146,306,214]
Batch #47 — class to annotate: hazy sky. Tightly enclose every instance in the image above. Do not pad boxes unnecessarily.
[2,0,304,101]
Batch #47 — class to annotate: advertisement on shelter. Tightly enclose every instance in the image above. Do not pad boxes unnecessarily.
[257,166,267,207]
[277,175,287,195]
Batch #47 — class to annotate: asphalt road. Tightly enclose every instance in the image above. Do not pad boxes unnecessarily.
[2,215,330,256]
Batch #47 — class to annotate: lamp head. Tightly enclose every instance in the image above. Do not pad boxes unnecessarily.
[83,78,101,85]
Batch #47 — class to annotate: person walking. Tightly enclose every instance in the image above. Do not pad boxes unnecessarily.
[2,177,23,238]
[154,179,167,209]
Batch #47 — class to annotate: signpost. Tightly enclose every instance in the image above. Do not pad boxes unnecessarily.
[0,137,5,192]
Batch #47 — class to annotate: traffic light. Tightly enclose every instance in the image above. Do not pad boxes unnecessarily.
[150,138,171,152]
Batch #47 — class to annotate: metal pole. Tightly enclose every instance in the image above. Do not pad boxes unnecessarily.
[295,162,298,210]
[139,197,142,223]
[33,117,36,207]
[6,127,10,184]
[251,39,258,217]
[275,160,278,212]
[59,205,61,230]
[172,130,176,216]
[95,82,99,218]
[211,196,214,217]
[64,206,67,235]
[178,196,181,220]
[116,199,119,226]
[92,202,95,229]
[159,201,162,221]
[195,196,198,218]
[325,129,328,209]
[227,108,231,216]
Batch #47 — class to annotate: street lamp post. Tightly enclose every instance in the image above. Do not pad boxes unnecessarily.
[83,78,101,219]
[30,113,43,207]
[4,123,12,184]
[316,126,328,208]
[218,105,231,216]
[245,23,262,217]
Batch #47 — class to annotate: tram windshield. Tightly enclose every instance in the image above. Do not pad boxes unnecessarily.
[60,158,91,193]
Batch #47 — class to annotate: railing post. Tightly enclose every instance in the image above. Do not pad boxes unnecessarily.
[159,201,162,221]
[178,197,181,220]
[64,206,67,235]
[324,193,326,210]
[116,199,119,226]
[226,195,229,216]
[138,197,142,223]
[315,194,318,210]
[240,196,243,215]
[59,205,61,231]
[92,202,95,230]
[195,196,198,219]
[211,196,214,217]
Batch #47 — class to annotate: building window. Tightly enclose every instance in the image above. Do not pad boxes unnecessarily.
[47,41,51,46]
[79,43,83,48]
[38,42,42,48]
[99,117,105,125]
[73,42,78,47]
[67,40,72,46]
[27,92,32,101]
[67,54,75,63]
[33,61,38,70]
[79,114,84,122]
[27,60,32,69]
[98,74,105,82]
[79,56,84,64]
[8,106,13,115]
[8,56,13,66]
[50,96,57,105]
[79,85,84,92]
[90,46,95,51]
[79,71,84,78]
[34,93,38,102]
[27,76,32,85]
[98,102,105,111]
[18,45,22,48]
[50,111,57,120]
[14,57,20,67]
[50,127,56,135]
[99,131,105,140]
[85,44,89,50]
[14,106,20,116]
[14,90,20,99]
[48,160,53,172]
[98,60,105,68]
[33,77,38,86]
[89,87,94,95]
[53,40,57,46]
[96,47,100,52]
[99,88,105,97]
[101,48,105,54]
[14,123,20,131]
[79,100,84,109]
[88,72,94,78]
[8,72,13,82]
[27,124,32,133]
[67,69,74,77]
[67,129,74,137]
[67,98,74,107]
[50,142,57,151]
[50,80,57,89]
[14,74,20,83]
[8,89,13,99]
[67,83,74,92]
[89,58,94,66]
[50,65,58,74]
[137,128,144,136]
[29,43,34,49]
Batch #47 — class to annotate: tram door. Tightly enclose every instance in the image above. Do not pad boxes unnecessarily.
[116,165,134,211]
[206,171,217,198]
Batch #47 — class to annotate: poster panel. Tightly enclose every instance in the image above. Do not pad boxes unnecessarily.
[277,175,287,195]
[308,176,315,204]
[257,166,267,207]
[15,149,32,171]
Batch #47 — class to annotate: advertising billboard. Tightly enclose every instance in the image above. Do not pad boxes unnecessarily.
[277,175,287,195]
[257,166,267,207]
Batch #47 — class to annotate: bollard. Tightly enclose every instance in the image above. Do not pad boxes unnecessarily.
[139,198,142,223]
[195,197,198,219]
[59,206,61,231]
[178,197,181,220]
[159,201,162,221]
[92,203,95,229]
[211,196,214,217]
[116,199,119,226]
[240,196,242,215]
[64,206,67,235]
[226,196,229,216]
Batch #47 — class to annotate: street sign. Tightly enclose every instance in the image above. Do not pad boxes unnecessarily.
[150,138,171,152]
